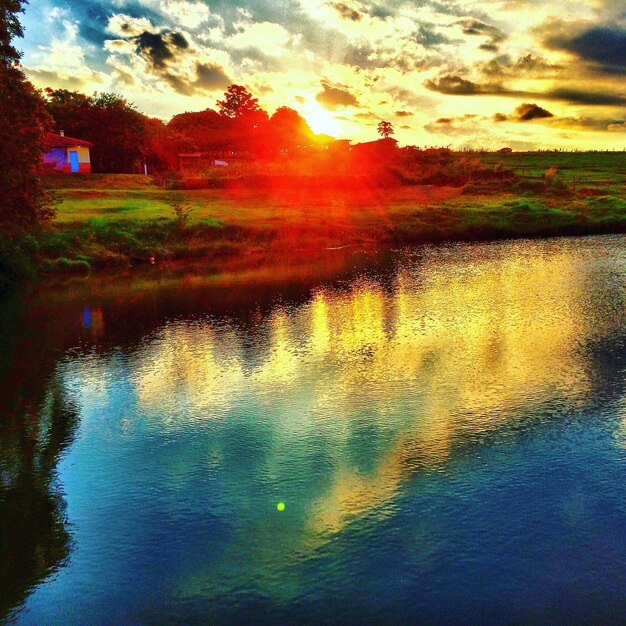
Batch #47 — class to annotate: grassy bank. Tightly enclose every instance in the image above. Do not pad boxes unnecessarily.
[3,154,625,282]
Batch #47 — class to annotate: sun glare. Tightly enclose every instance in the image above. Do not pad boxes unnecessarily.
[303,101,342,137]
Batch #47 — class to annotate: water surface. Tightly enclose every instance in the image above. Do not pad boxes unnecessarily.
[3,238,626,624]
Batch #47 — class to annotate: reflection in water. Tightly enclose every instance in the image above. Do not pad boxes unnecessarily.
[5,237,626,622]
[125,246,591,544]
[0,297,78,621]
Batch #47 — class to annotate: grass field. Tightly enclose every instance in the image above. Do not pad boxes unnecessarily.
[6,154,623,278]
[479,152,626,195]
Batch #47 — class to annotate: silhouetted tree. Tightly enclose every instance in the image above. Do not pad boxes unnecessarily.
[44,89,151,172]
[215,85,269,152]
[267,106,314,151]
[377,120,394,139]
[168,108,233,153]
[0,0,53,231]
[217,85,264,122]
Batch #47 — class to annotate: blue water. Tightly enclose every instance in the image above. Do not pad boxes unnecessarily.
[3,237,626,624]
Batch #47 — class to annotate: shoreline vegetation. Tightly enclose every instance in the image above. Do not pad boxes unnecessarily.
[2,151,625,288]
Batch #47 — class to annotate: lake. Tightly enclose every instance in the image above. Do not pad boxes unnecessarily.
[2,236,626,624]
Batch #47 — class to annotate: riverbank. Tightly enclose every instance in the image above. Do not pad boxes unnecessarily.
[2,153,625,286]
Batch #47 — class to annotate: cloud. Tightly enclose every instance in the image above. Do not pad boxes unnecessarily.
[316,81,358,108]
[195,62,231,90]
[395,110,413,117]
[330,2,363,21]
[544,88,626,106]
[424,74,497,95]
[135,31,189,69]
[480,54,561,78]
[545,26,626,74]
[515,103,553,121]
[550,116,626,132]
[160,0,211,29]
[425,73,626,106]
[107,14,155,37]
[227,21,292,56]
[458,18,506,50]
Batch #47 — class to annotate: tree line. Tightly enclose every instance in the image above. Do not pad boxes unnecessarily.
[43,84,321,173]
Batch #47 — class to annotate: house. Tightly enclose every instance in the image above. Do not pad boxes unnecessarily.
[352,137,398,158]
[43,131,93,173]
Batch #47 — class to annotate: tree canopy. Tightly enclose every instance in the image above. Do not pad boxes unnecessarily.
[0,0,52,231]
[377,120,395,139]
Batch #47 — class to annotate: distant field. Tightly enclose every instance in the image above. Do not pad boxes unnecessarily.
[479,152,626,194]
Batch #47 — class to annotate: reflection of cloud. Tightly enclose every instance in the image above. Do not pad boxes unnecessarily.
[124,244,591,543]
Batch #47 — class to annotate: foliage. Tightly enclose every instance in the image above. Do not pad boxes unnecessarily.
[266,107,314,150]
[0,0,25,64]
[43,89,151,173]
[217,85,265,123]
[168,192,194,229]
[0,0,53,233]
[377,120,394,139]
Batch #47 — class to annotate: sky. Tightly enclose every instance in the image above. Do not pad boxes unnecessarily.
[18,0,626,149]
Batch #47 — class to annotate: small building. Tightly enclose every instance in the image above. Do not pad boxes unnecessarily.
[43,132,93,173]
[352,137,398,158]
[177,153,203,171]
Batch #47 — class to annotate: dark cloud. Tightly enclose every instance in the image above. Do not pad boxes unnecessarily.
[481,54,561,78]
[400,124,410,129]
[163,73,195,95]
[491,104,553,123]
[331,2,363,21]
[316,82,358,108]
[553,116,626,131]
[395,110,413,117]
[545,88,626,106]
[458,18,506,51]
[435,117,453,124]
[416,23,452,47]
[425,73,626,106]
[460,19,505,41]
[515,103,553,121]
[370,4,393,19]
[135,31,188,69]
[195,63,231,91]
[424,74,494,95]
[545,26,626,74]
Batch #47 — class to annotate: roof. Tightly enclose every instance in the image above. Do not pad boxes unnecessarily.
[44,132,93,148]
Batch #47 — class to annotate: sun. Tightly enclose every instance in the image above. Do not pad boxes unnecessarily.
[303,101,342,137]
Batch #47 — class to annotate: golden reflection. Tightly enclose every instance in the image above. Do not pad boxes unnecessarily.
[127,246,591,539]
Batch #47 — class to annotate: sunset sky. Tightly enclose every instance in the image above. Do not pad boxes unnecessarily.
[19,0,626,149]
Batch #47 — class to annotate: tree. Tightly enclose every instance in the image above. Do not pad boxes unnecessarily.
[0,0,53,231]
[267,107,313,151]
[168,108,232,153]
[217,85,264,120]
[44,89,151,172]
[377,120,394,139]
[216,85,269,152]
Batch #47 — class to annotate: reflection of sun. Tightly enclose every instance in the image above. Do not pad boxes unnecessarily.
[303,100,341,137]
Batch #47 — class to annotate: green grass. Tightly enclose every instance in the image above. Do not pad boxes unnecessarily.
[479,152,626,195]
[15,156,626,277]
